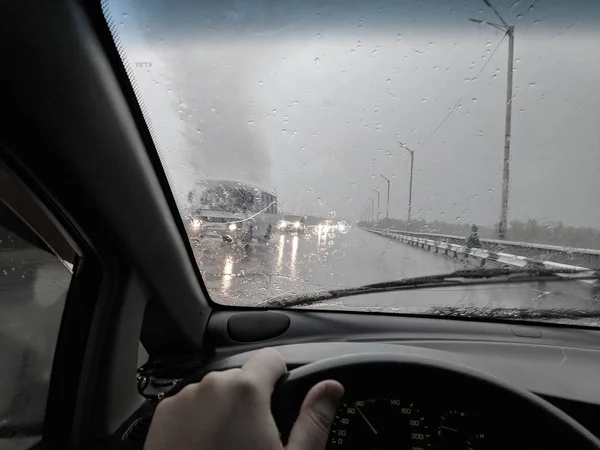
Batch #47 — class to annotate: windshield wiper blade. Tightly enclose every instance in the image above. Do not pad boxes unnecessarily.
[428,305,600,322]
[260,267,600,309]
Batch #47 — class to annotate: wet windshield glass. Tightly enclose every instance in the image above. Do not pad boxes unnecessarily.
[102,0,600,326]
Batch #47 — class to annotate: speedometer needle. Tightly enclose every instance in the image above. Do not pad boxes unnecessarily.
[354,402,378,435]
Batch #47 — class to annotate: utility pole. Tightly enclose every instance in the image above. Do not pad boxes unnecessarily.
[399,142,415,231]
[470,0,514,239]
[380,174,391,221]
[500,26,514,239]
[372,189,380,224]
[368,197,375,226]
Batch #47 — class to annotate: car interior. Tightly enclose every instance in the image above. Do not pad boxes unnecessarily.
[2,1,600,449]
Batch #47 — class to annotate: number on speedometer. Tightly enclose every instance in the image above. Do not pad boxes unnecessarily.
[328,397,432,449]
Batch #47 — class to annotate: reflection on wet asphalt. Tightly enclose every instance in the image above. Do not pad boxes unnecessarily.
[193,227,600,322]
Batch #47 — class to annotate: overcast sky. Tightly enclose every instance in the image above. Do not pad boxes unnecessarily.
[104,0,600,228]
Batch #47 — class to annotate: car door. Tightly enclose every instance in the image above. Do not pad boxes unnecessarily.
[0,162,76,449]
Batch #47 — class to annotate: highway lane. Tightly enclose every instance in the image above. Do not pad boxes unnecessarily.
[194,226,600,325]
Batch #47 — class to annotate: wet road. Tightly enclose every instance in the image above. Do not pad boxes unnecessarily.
[194,225,462,306]
[194,226,600,322]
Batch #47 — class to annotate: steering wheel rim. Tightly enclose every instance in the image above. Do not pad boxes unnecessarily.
[271,352,600,449]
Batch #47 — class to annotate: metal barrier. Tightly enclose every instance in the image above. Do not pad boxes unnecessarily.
[377,229,600,269]
[364,227,598,286]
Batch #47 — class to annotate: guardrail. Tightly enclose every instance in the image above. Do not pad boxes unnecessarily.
[374,229,600,269]
[364,228,599,287]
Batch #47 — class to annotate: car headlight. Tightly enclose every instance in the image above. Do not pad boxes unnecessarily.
[294,221,301,228]
[278,221,287,228]
[190,218,202,229]
[228,223,238,231]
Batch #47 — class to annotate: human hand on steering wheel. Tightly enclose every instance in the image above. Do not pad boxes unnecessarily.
[144,347,344,450]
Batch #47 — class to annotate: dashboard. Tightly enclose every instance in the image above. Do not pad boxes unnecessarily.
[209,310,600,449]
[327,395,488,450]
[263,348,595,450]
[113,310,600,450]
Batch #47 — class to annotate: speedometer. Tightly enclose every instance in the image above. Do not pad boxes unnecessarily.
[328,397,432,450]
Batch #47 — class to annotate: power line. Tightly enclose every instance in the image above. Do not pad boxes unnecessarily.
[519,0,541,20]
[483,0,509,27]
[468,31,508,82]
[420,32,507,147]
[420,96,463,147]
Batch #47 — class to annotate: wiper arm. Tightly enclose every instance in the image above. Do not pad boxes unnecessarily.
[260,267,600,309]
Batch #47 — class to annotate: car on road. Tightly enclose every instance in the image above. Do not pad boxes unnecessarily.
[277,214,306,234]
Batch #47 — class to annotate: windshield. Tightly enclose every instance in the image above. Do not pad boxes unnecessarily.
[102,0,600,326]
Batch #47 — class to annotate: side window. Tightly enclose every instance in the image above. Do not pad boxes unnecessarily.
[0,164,75,447]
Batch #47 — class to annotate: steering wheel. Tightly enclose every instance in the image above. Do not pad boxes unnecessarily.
[270,353,600,449]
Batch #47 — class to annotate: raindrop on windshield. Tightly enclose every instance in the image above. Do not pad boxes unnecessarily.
[332,250,346,259]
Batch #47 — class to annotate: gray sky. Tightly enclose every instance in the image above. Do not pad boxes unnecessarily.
[105,0,600,227]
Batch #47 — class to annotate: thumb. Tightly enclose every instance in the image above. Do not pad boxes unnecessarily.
[286,380,344,450]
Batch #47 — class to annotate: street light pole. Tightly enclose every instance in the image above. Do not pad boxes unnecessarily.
[372,189,380,224]
[499,25,514,240]
[362,205,369,224]
[368,197,375,226]
[399,142,415,231]
[380,174,391,221]
[470,0,514,239]
[366,203,371,226]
